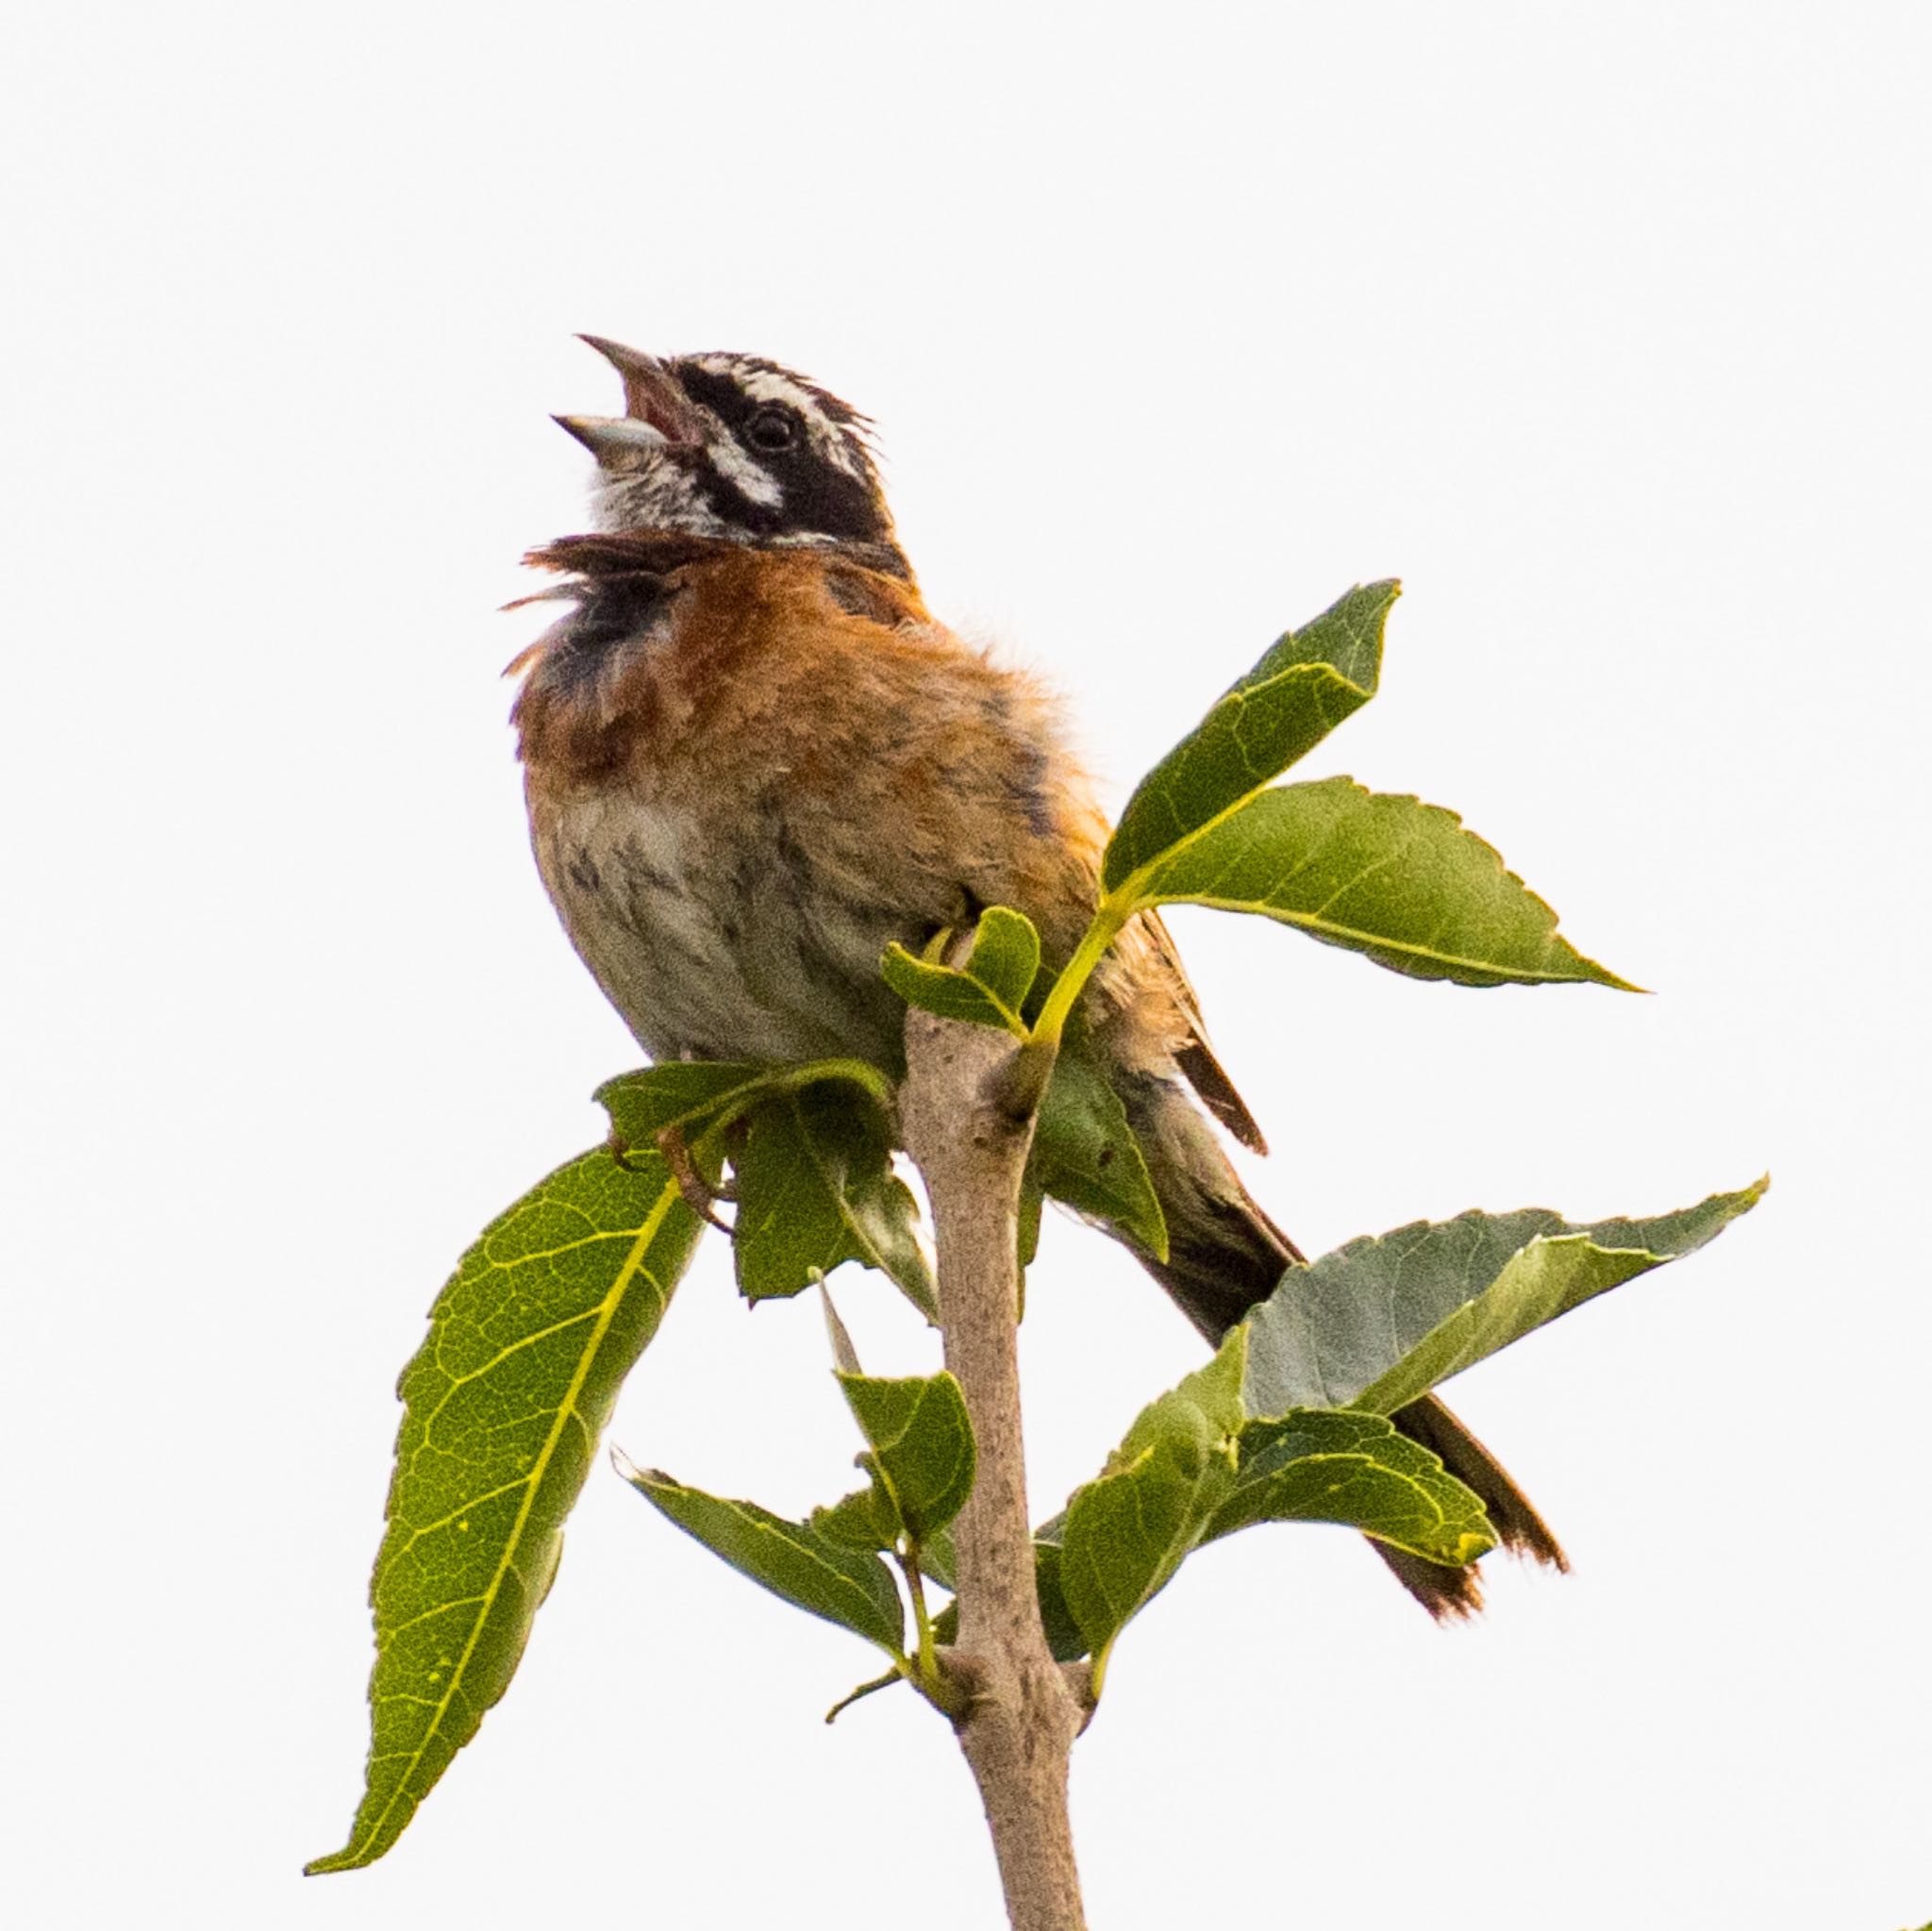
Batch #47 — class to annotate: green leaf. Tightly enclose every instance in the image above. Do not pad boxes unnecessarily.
[1105,581,1397,891]
[963,906,1043,1014]
[880,906,1041,1035]
[621,1461,906,1656]
[729,1085,938,1318]
[596,1057,892,1150]
[1135,777,1636,989]
[1245,1180,1769,1418]
[1056,1330,1248,1678]
[1203,1409,1494,1566]
[819,1281,863,1374]
[1031,1540,1089,1664]
[920,1525,957,1588]
[1112,1321,1250,1460]
[595,1060,778,1146]
[836,1372,977,1543]
[599,1062,933,1317]
[881,944,1021,1032]
[1027,1033,1168,1260]
[1035,1355,1498,1668]
[1017,1178,1043,1271]
[809,1483,903,1555]
[308,1148,707,1874]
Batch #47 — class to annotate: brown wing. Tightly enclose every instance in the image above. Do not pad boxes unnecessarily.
[1142,909,1269,1155]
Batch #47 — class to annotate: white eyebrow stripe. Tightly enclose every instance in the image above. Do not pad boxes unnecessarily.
[706,358,870,480]
[736,367,830,416]
[704,437,785,507]
[687,353,873,482]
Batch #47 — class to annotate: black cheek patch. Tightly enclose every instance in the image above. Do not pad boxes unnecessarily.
[781,457,892,543]
[694,458,785,537]
[699,438,891,546]
[671,358,893,544]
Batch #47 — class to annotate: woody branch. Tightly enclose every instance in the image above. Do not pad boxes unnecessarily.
[900,1006,1090,1931]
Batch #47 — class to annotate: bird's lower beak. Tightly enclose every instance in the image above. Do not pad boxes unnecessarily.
[576,335,705,444]
[553,413,675,462]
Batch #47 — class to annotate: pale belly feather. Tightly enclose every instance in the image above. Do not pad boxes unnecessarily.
[533,788,920,1069]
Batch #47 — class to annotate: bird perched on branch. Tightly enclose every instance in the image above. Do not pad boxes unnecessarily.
[509,337,1565,1615]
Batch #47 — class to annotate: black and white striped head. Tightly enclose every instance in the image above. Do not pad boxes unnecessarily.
[558,340,907,572]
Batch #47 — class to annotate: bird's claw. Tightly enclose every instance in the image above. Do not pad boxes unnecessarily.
[656,1124,736,1234]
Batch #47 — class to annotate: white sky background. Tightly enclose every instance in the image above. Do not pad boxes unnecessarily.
[5,4,1928,1925]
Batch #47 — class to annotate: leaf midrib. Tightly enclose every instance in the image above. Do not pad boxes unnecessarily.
[351,1173,683,1861]
[1102,663,1369,914]
[672,1488,902,1637]
[1154,893,1589,980]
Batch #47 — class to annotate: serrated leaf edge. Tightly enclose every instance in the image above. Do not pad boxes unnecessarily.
[1141,780,1640,990]
[307,1169,687,1874]
[1101,580,1398,893]
[621,1460,908,1656]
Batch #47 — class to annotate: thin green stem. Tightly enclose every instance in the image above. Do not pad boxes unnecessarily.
[824,1665,907,1724]
[903,1540,939,1688]
[1026,900,1129,1058]
[1088,1639,1114,1707]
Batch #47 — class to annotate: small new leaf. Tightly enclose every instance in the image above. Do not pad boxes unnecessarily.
[308,1147,708,1874]
[1203,1409,1494,1567]
[621,1460,906,1656]
[1245,1180,1769,1417]
[882,946,1020,1032]
[964,906,1043,1014]
[1027,1034,1168,1260]
[1106,580,1396,891]
[1137,777,1636,989]
[836,1372,977,1544]
[880,906,1041,1036]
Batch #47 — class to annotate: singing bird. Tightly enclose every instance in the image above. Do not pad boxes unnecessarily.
[510,338,1565,1614]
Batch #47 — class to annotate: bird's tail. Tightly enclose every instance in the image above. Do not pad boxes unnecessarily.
[1120,1075,1568,1618]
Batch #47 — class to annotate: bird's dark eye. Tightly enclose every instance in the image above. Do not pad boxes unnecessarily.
[745,408,796,452]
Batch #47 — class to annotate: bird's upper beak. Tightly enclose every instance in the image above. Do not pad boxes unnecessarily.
[574,335,706,445]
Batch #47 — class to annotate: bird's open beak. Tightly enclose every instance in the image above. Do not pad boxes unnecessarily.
[575,335,706,444]
[553,413,675,462]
